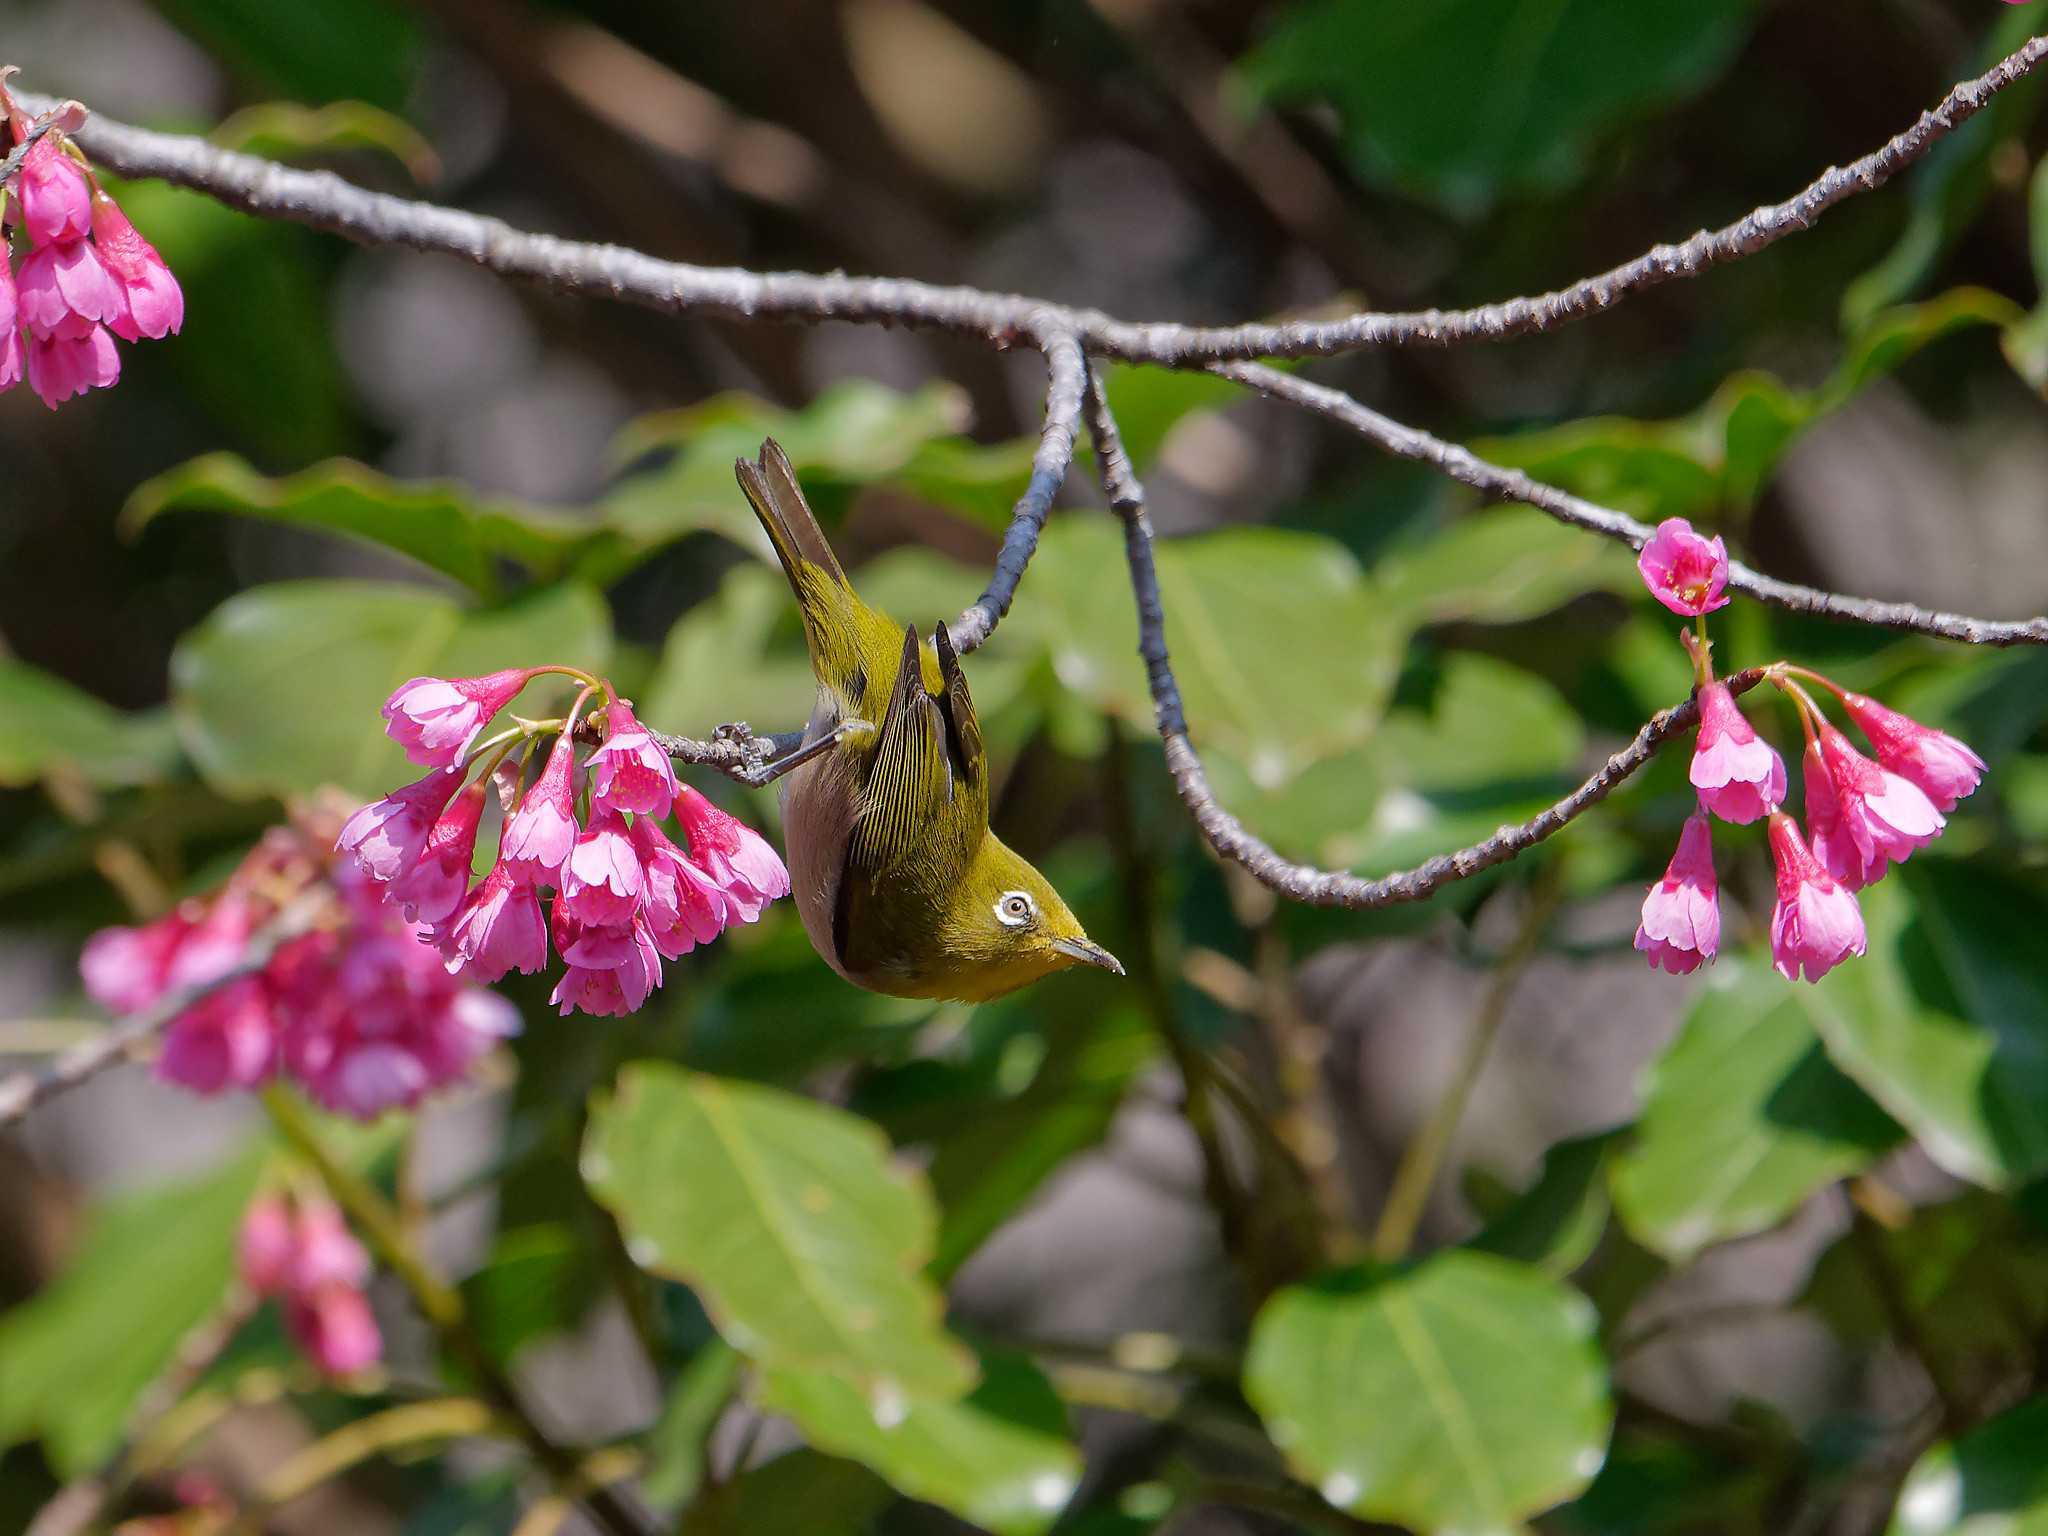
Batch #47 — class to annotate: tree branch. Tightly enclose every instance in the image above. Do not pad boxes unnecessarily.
[1215,362,2048,648]
[21,34,2048,360]
[1082,362,1768,909]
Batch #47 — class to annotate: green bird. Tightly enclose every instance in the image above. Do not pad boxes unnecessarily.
[736,440,1123,1001]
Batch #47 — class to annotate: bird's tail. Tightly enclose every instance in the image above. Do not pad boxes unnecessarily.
[735,438,869,683]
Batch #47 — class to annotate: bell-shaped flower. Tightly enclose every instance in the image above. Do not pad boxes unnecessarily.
[588,699,678,818]
[337,768,461,883]
[1690,681,1785,825]
[1808,722,1942,889]
[1766,812,1867,984]
[561,809,643,926]
[1836,689,1986,813]
[24,322,118,409]
[90,190,183,340]
[1636,517,1731,617]
[1634,810,1719,974]
[15,135,92,245]
[381,668,535,767]
[499,734,581,886]
[673,785,790,923]
[237,1194,295,1295]
[157,977,276,1093]
[550,921,662,1017]
[439,861,547,983]
[630,817,728,957]
[286,1282,382,1376]
[16,239,121,335]
[386,780,487,925]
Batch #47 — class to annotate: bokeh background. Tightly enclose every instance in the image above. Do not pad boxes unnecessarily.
[5,0,2048,1532]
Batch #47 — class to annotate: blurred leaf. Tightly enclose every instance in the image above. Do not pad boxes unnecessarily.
[2002,151,2048,393]
[151,0,419,109]
[1241,0,1757,210]
[1888,1394,2048,1535]
[0,1140,265,1475]
[171,579,611,801]
[211,99,439,182]
[459,1224,585,1366]
[1026,516,1399,788]
[127,454,607,598]
[1801,865,2048,1188]
[1095,363,1244,473]
[583,1064,976,1399]
[677,1449,893,1536]
[1243,1252,1612,1531]
[1611,964,1901,1262]
[1376,509,1639,630]
[642,1341,742,1512]
[638,562,821,743]
[1479,289,2019,527]
[1845,5,2047,331]
[759,1353,1080,1536]
[1471,1129,1623,1278]
[1552,1431,1774,1536]
[0,659,181,789]
[1378,653,1585,793]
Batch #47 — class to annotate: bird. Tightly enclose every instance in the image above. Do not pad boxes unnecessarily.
[735,438,1123,1002]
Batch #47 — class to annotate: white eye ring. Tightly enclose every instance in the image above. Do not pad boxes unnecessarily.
[995,890,1035,928]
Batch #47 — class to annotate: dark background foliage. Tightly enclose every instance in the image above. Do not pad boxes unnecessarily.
[4,0,2048,1532]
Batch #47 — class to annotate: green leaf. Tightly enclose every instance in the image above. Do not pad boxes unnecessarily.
[642,1342,743,1512]
[0,659,182,790]
[1375,510,1640,630]
[582,1065,975,1400]
[210,99,439,182]
[1470,1130,1622,1278]
[170,579,611,801]
[677,1449,893,1536]
[152,0,419,108]
[127,454,608,598]
[1477,289,2020,527]
[1889,1395,2048,1535]
[1240,0,1757,210]
[1800,865,2048,1188]
[459,1224,587,1365]
[1377,654,1585,794]
[1243,1251,1613,1532]
[760,1353,1081,1536]
[1025,517,1400,789]
[0,1141,266,1475]
[1095,363,1245,474]
[1610,964,1902,1262]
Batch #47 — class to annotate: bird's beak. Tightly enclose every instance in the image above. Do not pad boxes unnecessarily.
[1052,937,1125,976]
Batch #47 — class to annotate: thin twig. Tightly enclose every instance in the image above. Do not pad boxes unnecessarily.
[1370,871,1561,1261]
[1081,360,1769,908]
[1216,363,2048,647]
[21,36,2048,360]
[0,892,327,1131]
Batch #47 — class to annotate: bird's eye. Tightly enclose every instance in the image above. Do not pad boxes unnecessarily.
[995,891,1035,928]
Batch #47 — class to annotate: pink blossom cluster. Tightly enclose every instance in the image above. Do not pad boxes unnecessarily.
[337,668,789,1016]
[238,1191,382,1375]
[1,84,182,408]
[1631,519,1984,984]
[81,820,518,1118]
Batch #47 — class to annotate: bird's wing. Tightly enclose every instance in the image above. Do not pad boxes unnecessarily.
[851,624,957,875]
[933,618,985,793]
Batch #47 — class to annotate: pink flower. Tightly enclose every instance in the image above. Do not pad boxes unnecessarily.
[288,1200,369,1292]
[673,785,791,923]
[0,324,20,393]
[551,923,662,1017]
[90,191,183,340]
[1767,812,1867,984]
[16,240,121,335]
[237,1194,295,1295]
[1636,517,1731,617]
[80,915,189,1013]
[24,322,118,409]
[381,668,535,767]
[500,735,580,886]
[561,809,643,926]
[588,699,678,818]
[157,978,276,1093]
[287,1283,382,1376]
[1690,681,1786,825]
[387,780,486,925]
[1805,722,1943,889]
[1835,690,1986,813]
[163,894,256,991]
[336,768,461,883]
[1634,811,1719,974]
[440,861,548,983]
[632,818,729,958]
[551,904,639,969]
[15,136,92,245]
